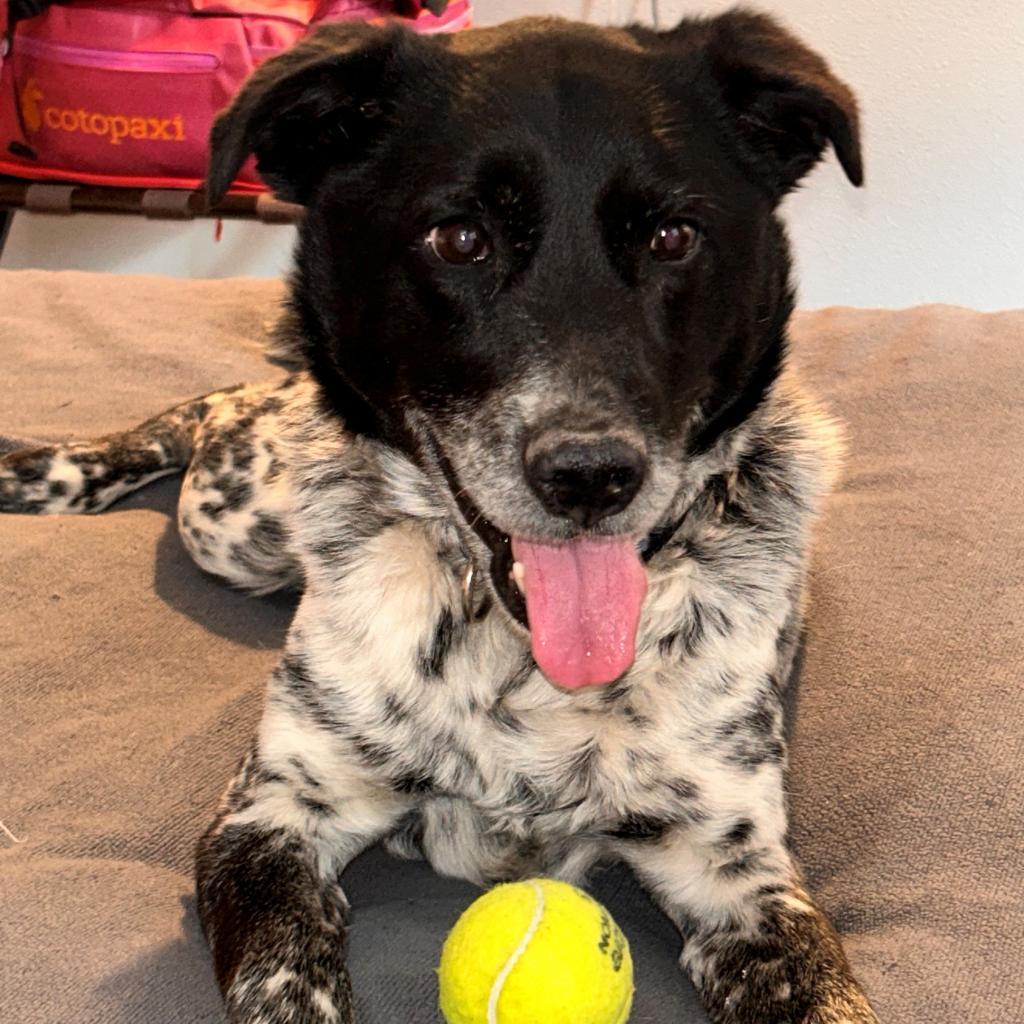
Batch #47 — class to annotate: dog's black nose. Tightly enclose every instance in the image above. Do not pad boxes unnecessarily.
[525,436,646,528]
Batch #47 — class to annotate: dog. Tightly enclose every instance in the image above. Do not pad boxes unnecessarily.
[0,10,879,1024]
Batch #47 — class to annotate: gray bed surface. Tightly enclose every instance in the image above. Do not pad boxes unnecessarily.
[0,270,1021,1024]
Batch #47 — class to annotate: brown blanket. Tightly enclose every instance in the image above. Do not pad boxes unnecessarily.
[0,270,1021,1024]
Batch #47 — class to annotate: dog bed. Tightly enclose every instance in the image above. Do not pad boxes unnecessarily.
[0,269,1020,1024]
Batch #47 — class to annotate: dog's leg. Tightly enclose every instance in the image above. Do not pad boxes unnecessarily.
[176,386,301,594]
[196,732,410,1023]
[626,805,878,1024]
[0,396,208,514]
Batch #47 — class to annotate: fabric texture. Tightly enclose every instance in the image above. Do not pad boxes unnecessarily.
[0,270,1020,1024]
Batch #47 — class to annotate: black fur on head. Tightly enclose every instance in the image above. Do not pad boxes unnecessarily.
[206,8,861,556]
[695,9,862,194]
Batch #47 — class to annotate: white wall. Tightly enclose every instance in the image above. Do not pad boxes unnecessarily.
[1,214,298,278]
[3,0,1022,310]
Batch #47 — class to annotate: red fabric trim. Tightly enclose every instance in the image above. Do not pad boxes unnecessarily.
[0,158,265,193]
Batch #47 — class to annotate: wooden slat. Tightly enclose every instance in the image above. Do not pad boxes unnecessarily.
[0,176,303,223]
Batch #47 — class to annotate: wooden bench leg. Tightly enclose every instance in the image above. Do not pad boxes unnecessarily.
[0,209,13,260]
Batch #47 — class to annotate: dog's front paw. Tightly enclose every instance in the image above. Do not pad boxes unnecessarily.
[804,992,880,1024]
[224,959,354,1024]
[694,929,879,1024]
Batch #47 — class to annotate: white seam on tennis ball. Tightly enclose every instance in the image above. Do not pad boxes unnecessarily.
[486,880,546,1024]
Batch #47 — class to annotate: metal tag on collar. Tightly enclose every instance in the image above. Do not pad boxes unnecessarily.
[460,561,493,622]
[461,562,476,621]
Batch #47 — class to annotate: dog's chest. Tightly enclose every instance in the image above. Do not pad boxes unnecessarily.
[289,474,796,850]
[298,558,778,839]
[446,629,779,818]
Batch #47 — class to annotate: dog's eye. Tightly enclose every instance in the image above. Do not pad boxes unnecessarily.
[650,219,700,262]
[426,220,493,265]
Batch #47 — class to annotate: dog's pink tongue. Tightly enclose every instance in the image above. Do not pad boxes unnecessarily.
[511,536,648,689]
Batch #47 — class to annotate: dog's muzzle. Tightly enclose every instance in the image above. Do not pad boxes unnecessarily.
[447,463,694,688]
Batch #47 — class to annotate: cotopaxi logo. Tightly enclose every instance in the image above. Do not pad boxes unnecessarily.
[19,78,185,145]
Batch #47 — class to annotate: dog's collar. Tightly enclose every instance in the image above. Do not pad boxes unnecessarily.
[424,439,526,624]
[638,515,685,563]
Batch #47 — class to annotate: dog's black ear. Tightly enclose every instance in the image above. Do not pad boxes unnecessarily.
[206,22,417,207]
[691,9,863,196]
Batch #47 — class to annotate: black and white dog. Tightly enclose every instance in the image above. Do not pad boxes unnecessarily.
[0,10,878,1023]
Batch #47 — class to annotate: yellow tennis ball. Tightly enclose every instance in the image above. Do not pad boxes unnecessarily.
[438,878,634,1024]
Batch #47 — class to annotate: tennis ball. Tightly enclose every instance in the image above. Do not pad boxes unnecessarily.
[438,878,634,1024]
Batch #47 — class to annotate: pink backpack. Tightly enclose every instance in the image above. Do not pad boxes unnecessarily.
[0,0,471,192]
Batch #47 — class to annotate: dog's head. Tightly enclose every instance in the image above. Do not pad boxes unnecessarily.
[207,11,861,689]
